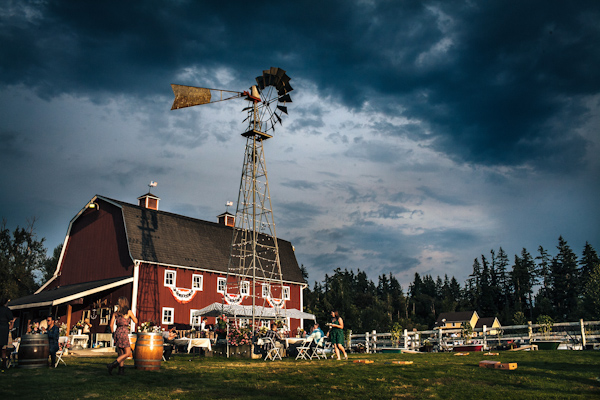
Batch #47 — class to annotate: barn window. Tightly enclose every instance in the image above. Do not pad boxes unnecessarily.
[283,286,290,300]
[262,283,270,298]
[217,277,226,293]
[192,274,203,290]
[162,307,174,325]
[164,270,176,287]
[241,281,250,296]
[190,310,201,327]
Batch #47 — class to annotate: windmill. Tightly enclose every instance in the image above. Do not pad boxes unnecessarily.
[171,67,293,328]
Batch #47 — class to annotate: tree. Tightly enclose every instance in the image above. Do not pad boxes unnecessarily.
[40,244,62,284]
[549,236,579,321]
[582,263,600,320]
[0,218,47,300]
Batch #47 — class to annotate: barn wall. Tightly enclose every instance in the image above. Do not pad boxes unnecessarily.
[58,200,134,286]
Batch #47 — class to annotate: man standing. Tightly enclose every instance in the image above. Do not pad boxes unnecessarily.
[46,316,60,368]
[0,297,15,370]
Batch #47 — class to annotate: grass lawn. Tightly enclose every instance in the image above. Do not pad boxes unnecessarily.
[1,351,599,399]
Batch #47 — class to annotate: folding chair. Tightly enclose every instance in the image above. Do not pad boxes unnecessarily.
[311,337,331,360]
[263,337,282,361]
[295,337,313,360]
[55,337,68,367]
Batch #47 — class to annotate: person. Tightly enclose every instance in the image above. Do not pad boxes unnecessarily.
[162,325,177,361]
[46,316,60,368]
[200,317,208,333]
[83,318,92,345]
[28,319,42,334]
[0,297,15,370]
[262,322,283,354]
[307,323,324,345]
[326,311,348,360]
[107,297,138,375]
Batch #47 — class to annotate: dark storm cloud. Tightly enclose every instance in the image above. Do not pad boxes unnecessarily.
[2,1,598,169]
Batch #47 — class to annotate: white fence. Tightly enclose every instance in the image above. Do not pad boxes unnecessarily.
[347,319,600,353]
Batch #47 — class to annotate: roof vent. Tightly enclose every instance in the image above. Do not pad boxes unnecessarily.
[138,193,160,210]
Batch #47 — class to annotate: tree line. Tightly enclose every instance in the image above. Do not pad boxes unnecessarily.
[302,236,600,333]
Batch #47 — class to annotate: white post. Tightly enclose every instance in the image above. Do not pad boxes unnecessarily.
[365,332,370,354]
[483,325,487,349]
[372,330,377,353]
[403,329,408,349]
[580,319,586,348]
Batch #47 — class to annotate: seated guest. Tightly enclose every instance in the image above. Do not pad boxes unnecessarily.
[262,323,283,353]
[162,325,177,361]
[46,316,60,368]
[307,323,324,346]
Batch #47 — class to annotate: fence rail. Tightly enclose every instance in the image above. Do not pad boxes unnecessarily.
[347,319,600,353]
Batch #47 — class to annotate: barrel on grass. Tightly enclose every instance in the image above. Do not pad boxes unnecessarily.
[18,334,49,368]
[133,332,163,370]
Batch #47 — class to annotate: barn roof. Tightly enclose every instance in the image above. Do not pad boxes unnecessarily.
[98,195,305,285]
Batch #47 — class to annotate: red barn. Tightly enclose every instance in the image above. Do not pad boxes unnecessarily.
[8,193,311,337]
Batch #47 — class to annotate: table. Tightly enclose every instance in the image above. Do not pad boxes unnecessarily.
[94,333,114,348]
[174,338,212,353]
[285,338,305,348]
[69,334,89,349]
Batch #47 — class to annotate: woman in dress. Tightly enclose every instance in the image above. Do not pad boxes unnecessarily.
[107,297,137,375]
[327,310,348,361]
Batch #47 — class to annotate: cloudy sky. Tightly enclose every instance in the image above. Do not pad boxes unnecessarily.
[1,1,599,289]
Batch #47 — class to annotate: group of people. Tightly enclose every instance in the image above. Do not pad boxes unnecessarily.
[4,293,351,373]
[259,310,348,361]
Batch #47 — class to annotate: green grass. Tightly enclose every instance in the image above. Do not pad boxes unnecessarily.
[1,351,599,399]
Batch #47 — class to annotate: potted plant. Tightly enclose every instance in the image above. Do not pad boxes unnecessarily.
[534,315,560,350]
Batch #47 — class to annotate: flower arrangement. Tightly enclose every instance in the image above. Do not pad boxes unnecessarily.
[59,338,71,350]
[296,327,305,337]
[59,322,68,336]
[138,321,162,333]
[227,326,252,347]
[257,326,268,337]
[72,321,85,333]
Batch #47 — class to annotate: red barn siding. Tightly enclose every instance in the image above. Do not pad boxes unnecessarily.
[59,201,134,286]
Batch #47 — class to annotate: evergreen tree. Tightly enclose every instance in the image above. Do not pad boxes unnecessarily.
[550,237,580,321]
[580,242,599,282]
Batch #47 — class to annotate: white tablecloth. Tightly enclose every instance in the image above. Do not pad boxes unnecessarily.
[69,334,89,348]
[285,338,305,348]
[174,338,212,353]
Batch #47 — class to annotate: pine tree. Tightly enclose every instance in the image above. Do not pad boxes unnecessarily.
[550,237,580,321]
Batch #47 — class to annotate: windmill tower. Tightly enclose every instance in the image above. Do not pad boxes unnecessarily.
[171,68,293,327]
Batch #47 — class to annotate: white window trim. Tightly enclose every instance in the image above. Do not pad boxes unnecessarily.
[241,281,250,296]
[164,270,176,288]
[162,307,174,325]
[190,309,201,327]
[262,283,270,298]
[217,277,226,294]
[192,274,203,290]
[283,286,290,300]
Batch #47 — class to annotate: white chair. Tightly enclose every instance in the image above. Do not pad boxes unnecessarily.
[55,337,68,367]
[262,337,282,361]
[311,337,331,360]
[295,337,313,360]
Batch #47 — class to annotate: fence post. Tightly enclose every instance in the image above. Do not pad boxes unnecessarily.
[580,319,586,348]
[403,329,408,349]
[365,331,370,354]
[483,325,487,349]
[528,321,533,342]
[372,330,377,353]
[438,327,442,349]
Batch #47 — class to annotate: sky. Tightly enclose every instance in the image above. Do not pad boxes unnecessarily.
[1,1,599,290]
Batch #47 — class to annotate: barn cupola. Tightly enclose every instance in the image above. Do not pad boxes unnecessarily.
[138,193,160,210]
[217,211,235,227]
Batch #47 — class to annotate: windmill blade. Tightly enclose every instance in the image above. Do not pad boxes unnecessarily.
[278,83,293,96]
[170,84,243,110]
[279,94,293,103]
[277,105,288,115]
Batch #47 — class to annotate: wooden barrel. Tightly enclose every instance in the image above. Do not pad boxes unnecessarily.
[134,332,163,370]
[18,334,49,368]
